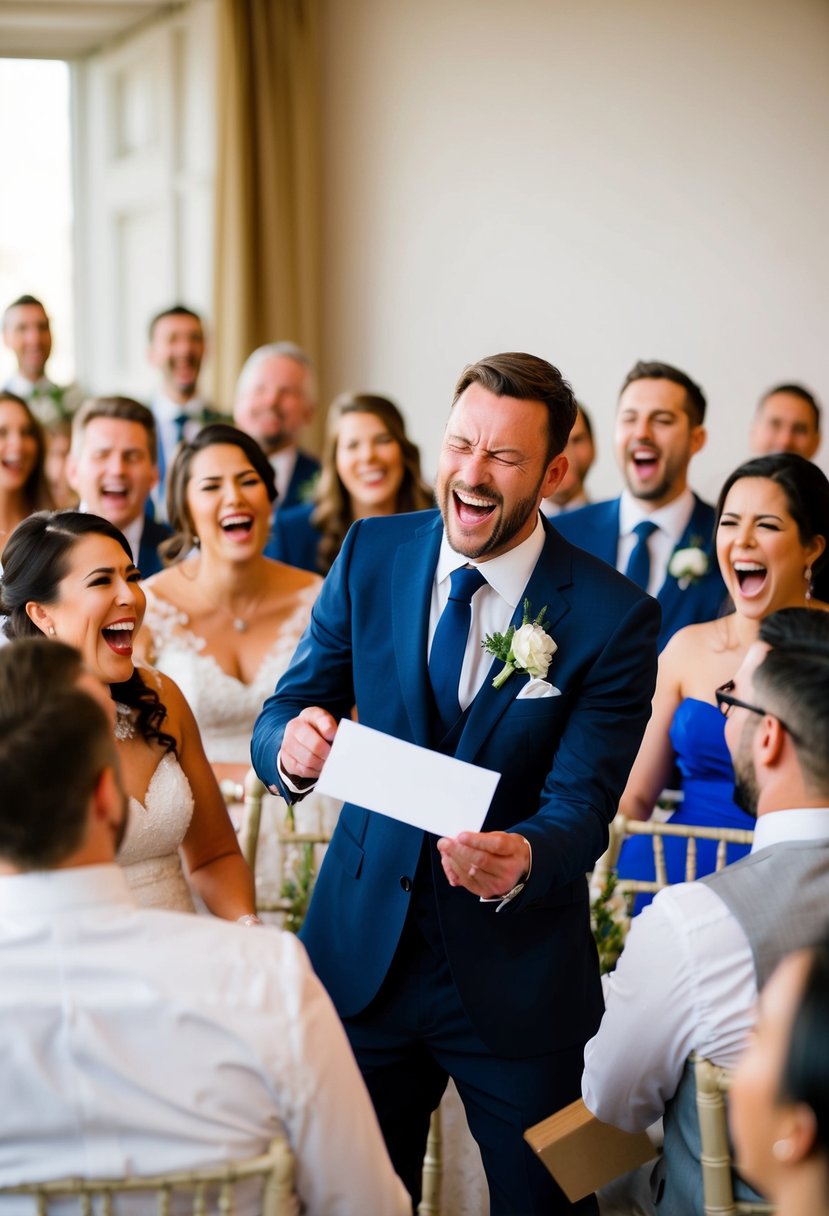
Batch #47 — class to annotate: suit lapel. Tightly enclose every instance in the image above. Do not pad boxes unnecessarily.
[392,515,443,746]
[656,494,709,621]
[456,522,574,763]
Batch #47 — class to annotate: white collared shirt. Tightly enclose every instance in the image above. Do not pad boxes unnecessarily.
[269,446,299,506]
[2,372,58,400]
[79,501,144,566]
[0,865,409,1214]
[430,513,547,712]
[617,488,695,597]
[151,390,208,461]
[582,807,829,1132]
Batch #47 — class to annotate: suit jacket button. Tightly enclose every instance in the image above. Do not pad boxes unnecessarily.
[400,876,412,892]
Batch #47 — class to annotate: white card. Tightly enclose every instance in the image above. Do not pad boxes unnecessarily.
[316,718,500,837]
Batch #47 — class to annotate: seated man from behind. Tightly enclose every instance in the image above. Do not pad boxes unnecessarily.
[68,396,171,577]
[0,638,409,1215]
[582,606,829,1215]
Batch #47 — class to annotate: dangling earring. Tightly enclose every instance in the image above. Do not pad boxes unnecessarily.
[804,566,813,602]
[47,626,56,637]
[193,535,201,548]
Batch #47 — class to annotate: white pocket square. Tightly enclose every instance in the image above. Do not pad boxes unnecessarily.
[516,678,562,700]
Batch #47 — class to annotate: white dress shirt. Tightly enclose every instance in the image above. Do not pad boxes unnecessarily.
[429,513,547,712]
[617,488,695,598]
[0,865,409,1215]
[582,807,829,1133]
[269,446,299,505]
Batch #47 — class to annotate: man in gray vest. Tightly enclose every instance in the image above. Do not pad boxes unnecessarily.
[581,606,829,1214]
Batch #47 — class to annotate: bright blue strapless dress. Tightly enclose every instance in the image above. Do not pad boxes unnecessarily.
[617,698,754,911]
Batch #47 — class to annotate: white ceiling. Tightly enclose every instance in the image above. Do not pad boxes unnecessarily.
[0,1,177,60]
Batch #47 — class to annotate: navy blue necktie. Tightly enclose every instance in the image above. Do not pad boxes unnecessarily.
[174,412,190,444]
[429,566,487,732]
[625,520,658,590]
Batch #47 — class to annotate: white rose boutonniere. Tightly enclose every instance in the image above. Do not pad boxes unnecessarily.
[668,542,709,590]
[482,600,558,690]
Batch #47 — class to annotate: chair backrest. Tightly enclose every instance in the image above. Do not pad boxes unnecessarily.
[693,1055,774,1216]
[0,1138,296,1216]
[594,815,755,900]
[238,769,334,928]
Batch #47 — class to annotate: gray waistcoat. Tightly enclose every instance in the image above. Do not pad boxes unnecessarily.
[655,837,829,1215]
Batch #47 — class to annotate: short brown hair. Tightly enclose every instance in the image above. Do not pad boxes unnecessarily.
[72,396,158,464]
[452,353,577,462]
[620,360,707,427]
[0,638,115,869]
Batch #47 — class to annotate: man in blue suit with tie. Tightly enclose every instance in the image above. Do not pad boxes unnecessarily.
[554,361,726,651]
[252,353,660,1214]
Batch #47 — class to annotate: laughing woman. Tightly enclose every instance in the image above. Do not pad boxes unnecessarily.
[0,392,54,553]
[266,392,433,574]
[0,510,256,918]
[616,453,829,902]
[136,423,322,789]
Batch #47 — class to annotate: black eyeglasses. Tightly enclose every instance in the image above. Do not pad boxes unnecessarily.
[715,680,798,741]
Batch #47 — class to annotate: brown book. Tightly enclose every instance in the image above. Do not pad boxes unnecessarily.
[524,1098,658,1202]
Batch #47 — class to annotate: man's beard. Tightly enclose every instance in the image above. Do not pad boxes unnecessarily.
[440,476,545,560]
[731,723,759,819]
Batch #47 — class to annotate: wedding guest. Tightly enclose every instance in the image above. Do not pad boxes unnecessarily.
[267,392,433,574]
[731,934,829,1216]
[616,453,829,903]
[584,607,829,1215]
[0,511,256,919]
[0,391,54,554]
[253,352,660,1215]
[749,383,821,461]
[43,416,78,509]
[146,304,225,504]
[554,360,726,650]
[541,404,595,516]
[68,397,170,577]
[233,341,321,511]
[1,295,83,425]
[0,636,410,1215]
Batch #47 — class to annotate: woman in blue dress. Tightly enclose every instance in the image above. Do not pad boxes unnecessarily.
[617,453,829,907]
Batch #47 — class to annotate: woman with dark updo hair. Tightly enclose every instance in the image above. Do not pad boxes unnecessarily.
[616,453,829,906]
[0,510,256,919]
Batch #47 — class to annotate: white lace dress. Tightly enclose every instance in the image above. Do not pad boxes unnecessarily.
[142,585,340,907]
[117,750,196,912]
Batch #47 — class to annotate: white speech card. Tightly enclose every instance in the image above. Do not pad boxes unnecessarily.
[315,718,500,837]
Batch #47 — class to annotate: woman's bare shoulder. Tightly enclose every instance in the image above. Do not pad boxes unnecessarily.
[263,557,322,596]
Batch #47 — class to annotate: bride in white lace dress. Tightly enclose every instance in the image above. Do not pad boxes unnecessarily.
[135,425,336,904]
[0,510,257,919]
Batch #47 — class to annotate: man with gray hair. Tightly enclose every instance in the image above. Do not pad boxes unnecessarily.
[583,606,829,1214]
[233,341,320,510]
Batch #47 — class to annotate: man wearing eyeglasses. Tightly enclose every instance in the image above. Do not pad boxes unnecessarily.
[581,606,829,1216]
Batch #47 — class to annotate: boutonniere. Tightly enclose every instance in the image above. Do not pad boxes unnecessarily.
[482,599,558,690]
[668,538,709,590]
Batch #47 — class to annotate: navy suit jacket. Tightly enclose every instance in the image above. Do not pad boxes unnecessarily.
[280,450,320,511]
[253,511,659,1056]
[137,517,172,579]
[553,494,727,652]
[265,502,319,572]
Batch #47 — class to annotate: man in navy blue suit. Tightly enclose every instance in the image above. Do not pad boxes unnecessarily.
[252,353,660,1214]
[554,361,726,651]
[68,397,171,577]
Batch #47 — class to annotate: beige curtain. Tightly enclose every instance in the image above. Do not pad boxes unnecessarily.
[211,0,321,410]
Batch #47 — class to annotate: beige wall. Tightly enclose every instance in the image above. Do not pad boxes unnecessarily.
[320,0,829,497]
